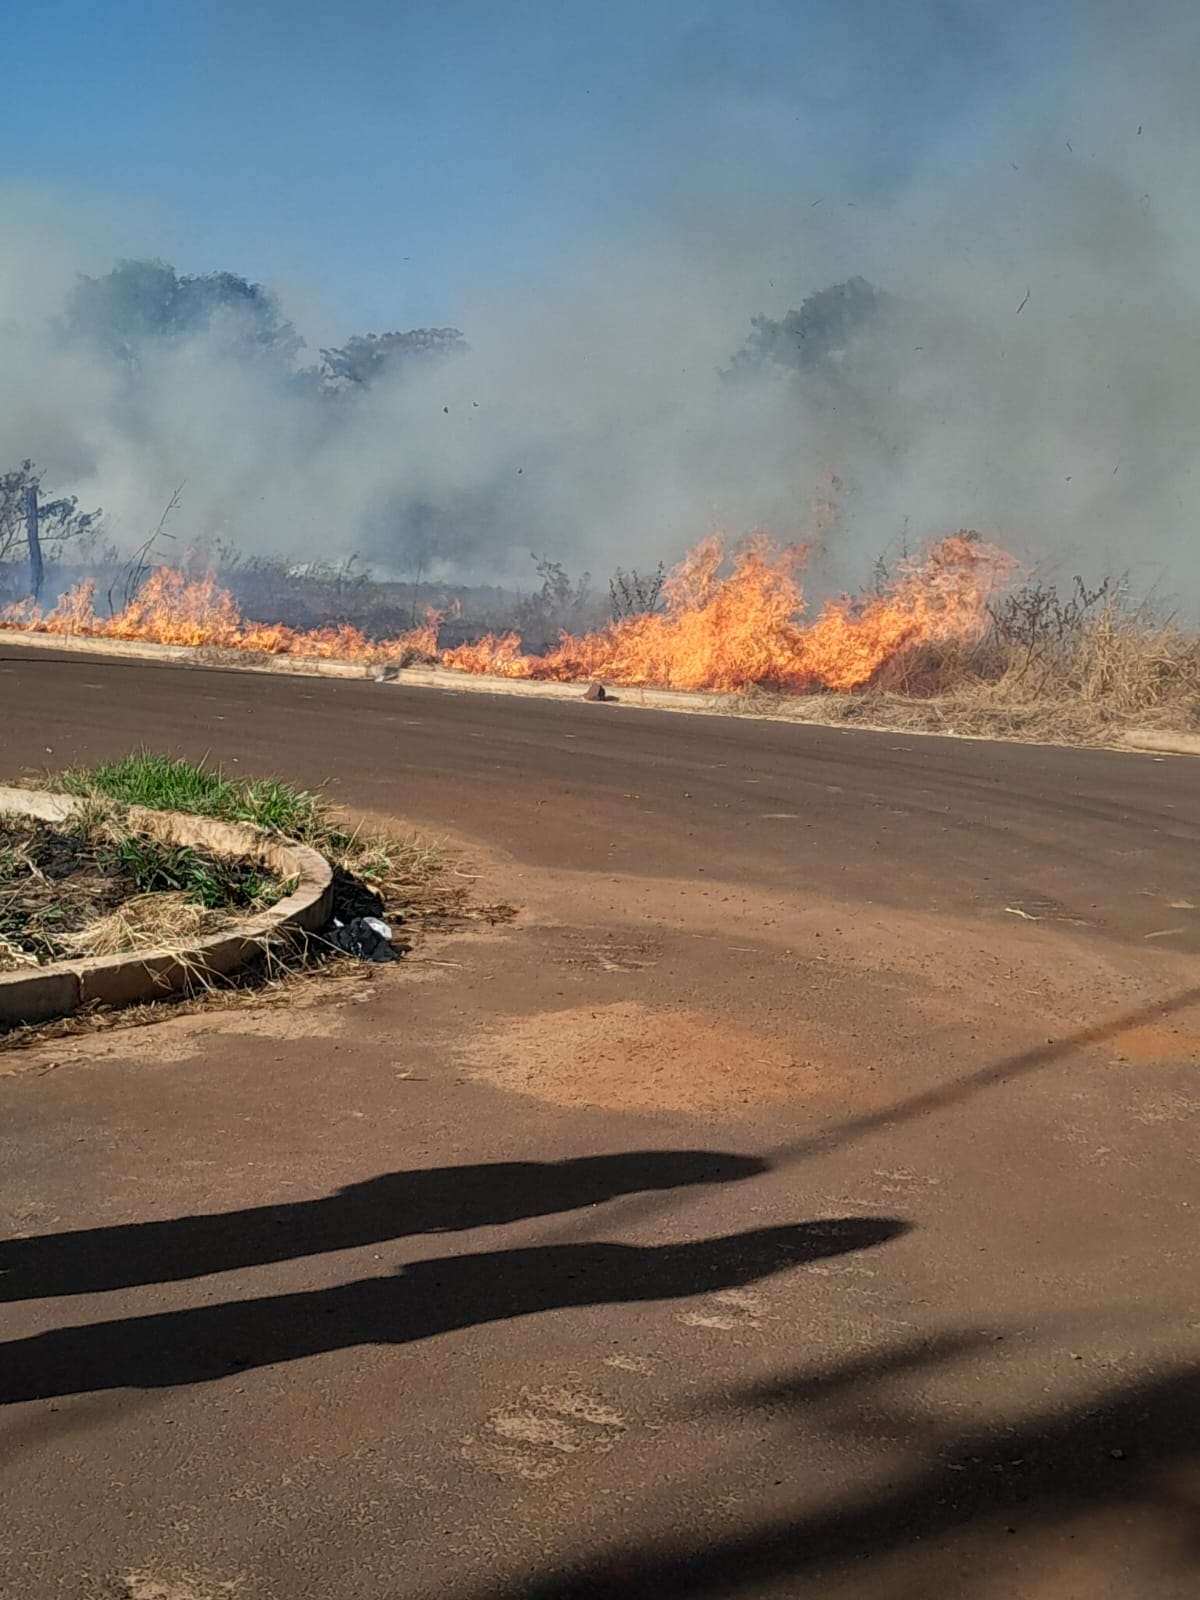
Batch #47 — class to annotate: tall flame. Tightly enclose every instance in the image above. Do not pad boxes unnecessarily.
[444,532,1014,692]
[0,532,1014,692]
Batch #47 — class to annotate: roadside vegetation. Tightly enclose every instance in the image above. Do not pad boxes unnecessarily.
[51,750,502,930]
[4,488,1196,745]
[0,810,288,972]
[1,752,515,1043]
[730,577,1199,744]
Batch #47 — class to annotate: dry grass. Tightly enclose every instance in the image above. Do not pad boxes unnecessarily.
[2,754,517,1048]
[0,806,288,970]
[56,892,224,959]
[722,684,1114,746]
[322,823,506,927]
[0,932,40,971]
[1062,604,1200,719]
[725,592,1200,747]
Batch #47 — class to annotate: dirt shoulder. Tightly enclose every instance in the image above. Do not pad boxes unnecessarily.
[2,840,1196,1599]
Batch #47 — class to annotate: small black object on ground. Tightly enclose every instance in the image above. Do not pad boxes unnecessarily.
[325,866,410,963]
[328,916,400,963]
[330,865,385,923]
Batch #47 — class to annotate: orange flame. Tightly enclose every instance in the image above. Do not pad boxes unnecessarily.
[444,532,1014,693]
[0,532,1015,693]
[0,568,440,662]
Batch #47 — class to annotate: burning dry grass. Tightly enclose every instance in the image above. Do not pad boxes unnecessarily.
[3,533,1197,743]
[440,537,1198,740]
[1,567,440,664]
[1,531,1012,691]
[443,532,1014,693]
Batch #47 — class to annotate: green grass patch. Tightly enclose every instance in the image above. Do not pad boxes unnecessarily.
[45,745,521,934]
[56,750,326,840]
[47,749,515,929]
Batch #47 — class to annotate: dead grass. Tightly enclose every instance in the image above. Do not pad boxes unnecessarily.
[0,932,39,970]
[56,892,224,959]
[722,683,1125,745]
[2,755,517,1047]
[322,824,495,927]
[0,809,287,971]
[725,592,1200,746]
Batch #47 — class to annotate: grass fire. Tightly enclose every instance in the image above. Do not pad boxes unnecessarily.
[2,529,1012,692]
[1,567,441,666]
[2,528,1198,744]
[441,532,1012,693]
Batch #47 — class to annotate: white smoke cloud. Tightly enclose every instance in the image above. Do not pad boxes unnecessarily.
[0,0,1197,606]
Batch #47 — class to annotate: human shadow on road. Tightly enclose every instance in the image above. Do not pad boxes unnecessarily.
[0,1217,905,1406]
[536,983,1200,1250]
[0,1149,764,1303]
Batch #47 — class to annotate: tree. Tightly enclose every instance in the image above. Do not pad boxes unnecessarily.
[729,277,890,378]
[317,328,467,391]
[64,260,303,366]
[0,461,102,597]
[515,555,594,649]
[62,259,469,398]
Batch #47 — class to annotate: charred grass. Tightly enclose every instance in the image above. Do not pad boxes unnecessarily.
[0,813,287,971]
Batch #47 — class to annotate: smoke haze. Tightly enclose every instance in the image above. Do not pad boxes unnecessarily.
[1,0,1196,603]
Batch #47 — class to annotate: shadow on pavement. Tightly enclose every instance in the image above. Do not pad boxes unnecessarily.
[0,1217,906,1406]
[560,981,1200,1248]
[764,980,1200,1168]
[0,1149,765,1302]
[461,1344,1199,1599]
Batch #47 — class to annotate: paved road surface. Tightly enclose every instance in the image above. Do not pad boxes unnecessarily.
[1,648,1197,1600]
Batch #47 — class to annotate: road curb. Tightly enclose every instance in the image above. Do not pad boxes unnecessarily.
[0,627,373,678]
[0,788,333,1027]
[389,664,728,713]
[1120,729,1200,757]
[0,628,734,710]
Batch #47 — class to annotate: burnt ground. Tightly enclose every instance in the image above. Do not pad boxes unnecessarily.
[0,817,283,970]
[0,821,128,963]
[0,646,1197,1600]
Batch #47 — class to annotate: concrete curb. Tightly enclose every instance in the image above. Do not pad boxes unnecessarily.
[388,664,728,714]
[1120,729,1200,757]
[0,627,733,712]
[0,788,333,1027]
[0,627,373,678]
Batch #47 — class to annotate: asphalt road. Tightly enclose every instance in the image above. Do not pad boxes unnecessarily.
[1,647,1197,1600]
[1,646,1197,948]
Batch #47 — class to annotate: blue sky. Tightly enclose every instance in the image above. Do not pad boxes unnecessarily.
[3,0,1058,336]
